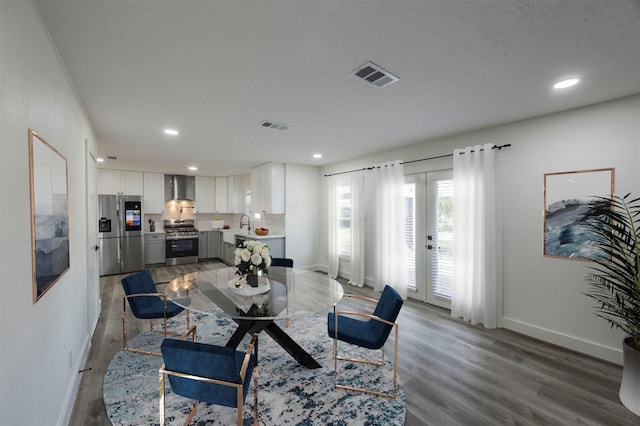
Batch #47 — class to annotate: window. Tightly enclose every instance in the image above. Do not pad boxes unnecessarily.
[337,183,351,256]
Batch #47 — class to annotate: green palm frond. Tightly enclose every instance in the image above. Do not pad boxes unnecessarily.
[576,193,640,348]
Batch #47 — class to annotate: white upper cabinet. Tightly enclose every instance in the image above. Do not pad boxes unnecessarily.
[250,162,284,214]
[195,176,216,213]
[215,177,228,213]
[143,172,165,213]
[98,169,143,195]
[227,175,247,214]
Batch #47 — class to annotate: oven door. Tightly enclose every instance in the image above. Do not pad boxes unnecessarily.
[166,237,198,262]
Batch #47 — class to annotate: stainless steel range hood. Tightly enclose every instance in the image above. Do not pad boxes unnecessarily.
[165,174,195,201]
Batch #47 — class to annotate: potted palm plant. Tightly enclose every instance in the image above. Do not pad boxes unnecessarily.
[578,193,640,416]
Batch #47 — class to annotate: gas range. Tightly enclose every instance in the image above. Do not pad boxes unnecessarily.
[164,219,199,240]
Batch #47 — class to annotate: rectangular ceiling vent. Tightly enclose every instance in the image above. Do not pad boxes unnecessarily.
[260,121,290,131]
[351,61,399,88]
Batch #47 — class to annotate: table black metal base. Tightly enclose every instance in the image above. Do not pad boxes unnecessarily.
[226,319,322,369]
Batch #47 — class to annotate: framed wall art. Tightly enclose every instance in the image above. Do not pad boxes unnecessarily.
[29,129,70,303]
[543,167,614,261]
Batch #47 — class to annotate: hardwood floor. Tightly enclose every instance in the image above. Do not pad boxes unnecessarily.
[69,262,638,425]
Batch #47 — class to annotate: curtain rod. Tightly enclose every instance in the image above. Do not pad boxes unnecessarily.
[324,143,511,177]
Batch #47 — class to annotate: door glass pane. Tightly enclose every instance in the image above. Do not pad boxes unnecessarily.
[431,179,453,300]
[404,181,416,291]
[337,184,351,256]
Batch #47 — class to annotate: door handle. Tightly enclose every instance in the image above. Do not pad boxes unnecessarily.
[94,245,100,251]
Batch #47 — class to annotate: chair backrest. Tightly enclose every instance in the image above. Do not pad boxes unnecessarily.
[120,270,161,316]
[271,257,293,268]
[161,339,255,408]
[370,285,403,348]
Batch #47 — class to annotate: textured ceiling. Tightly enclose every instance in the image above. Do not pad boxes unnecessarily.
[35,0,640,176]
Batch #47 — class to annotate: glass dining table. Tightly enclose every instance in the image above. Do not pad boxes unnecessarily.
[165,266,344,369]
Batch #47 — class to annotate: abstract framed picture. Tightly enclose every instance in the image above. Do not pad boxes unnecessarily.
[543,168,614,261]
[29,129,70,303]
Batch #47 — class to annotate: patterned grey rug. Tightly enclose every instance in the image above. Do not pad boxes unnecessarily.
[104,310,405,425]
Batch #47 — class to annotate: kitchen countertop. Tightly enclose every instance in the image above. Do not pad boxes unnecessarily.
[220,228,285,244]
[242,234,285,239]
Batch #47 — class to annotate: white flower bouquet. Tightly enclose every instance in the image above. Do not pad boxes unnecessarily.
[234,240,272,277]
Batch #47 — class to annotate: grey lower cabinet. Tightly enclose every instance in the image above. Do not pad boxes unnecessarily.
[145,233,166,265]
[244,237,285,258]
[262,237,284,258]
[199,231,222,261]
[208,231,222,259]
[198,232,208,259]
[223,242,236,265]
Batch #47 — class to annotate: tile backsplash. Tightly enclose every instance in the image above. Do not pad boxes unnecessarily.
[144,201,284,235]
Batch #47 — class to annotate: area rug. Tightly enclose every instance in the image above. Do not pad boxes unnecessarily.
[104,310,405,425]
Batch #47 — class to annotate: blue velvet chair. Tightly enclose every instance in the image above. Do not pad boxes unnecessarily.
[270,257,293,268]
[327,284,403,398]
[159,334,259,426]
[121,269,196,356]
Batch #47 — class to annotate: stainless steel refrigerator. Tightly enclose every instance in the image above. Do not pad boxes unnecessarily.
[98,194,144,276]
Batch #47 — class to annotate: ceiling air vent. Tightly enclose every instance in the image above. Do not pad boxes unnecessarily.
[351,61,399,88]
[260,121,290,131]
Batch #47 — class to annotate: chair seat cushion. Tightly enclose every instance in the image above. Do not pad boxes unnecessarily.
[132,298,184,319]
[161,339,255,408]
[328,312,386,350]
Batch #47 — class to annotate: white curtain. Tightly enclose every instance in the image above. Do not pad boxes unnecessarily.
[348,172,365,287]
[327,175,340,279]
[451,143,502,328]
[373,161,407,299]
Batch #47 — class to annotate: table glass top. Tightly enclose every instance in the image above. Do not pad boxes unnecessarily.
[165,266,344,320]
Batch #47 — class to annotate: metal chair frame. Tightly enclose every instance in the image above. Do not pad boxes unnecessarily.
[332,292,400,399]
[122,283,196,357]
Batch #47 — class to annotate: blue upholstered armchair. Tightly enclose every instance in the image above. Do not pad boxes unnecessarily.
[159,334,259,425]
[121,269,196,356]
[327,284,403,398]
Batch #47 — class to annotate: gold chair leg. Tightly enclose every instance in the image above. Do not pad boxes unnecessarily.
[333,326,399,399]
[184,400,197,426]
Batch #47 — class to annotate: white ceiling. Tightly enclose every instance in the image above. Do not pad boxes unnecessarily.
[35,0,640,177]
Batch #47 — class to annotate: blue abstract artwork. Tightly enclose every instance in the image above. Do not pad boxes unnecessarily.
[543,168,613,261]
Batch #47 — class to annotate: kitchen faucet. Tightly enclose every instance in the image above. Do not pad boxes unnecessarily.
[240,214,251,233]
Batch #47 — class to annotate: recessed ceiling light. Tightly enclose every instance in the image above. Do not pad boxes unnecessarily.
[164,129,179,135]
[313,153,322,159]
[96,157,105,162]
[553,78,580,90]
[188,166,197,171]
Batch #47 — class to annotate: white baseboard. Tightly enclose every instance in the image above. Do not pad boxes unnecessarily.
[58,306,100,426]
[502,317,622,365]
[299,264,326,273]
[57,332,92,426]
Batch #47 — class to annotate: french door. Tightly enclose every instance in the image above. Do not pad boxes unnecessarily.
[405,170,453,309]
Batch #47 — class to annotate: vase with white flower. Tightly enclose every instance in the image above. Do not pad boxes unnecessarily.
[234,240,272,287]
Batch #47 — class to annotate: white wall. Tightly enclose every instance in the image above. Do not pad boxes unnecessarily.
[0,2,98,425]
[321,95,640,364]
[285,164,322,270]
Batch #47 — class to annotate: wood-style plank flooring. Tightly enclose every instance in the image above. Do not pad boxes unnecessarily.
[69,262,638,425]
